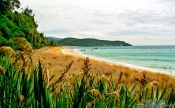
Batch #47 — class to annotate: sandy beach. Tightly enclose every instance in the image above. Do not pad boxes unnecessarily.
[62,47,174,75]
[32,46,175,91]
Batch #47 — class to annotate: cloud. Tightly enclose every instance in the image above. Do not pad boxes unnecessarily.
[20,0,175,45]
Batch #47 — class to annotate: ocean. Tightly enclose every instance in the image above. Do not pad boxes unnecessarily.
[74,46,175,75]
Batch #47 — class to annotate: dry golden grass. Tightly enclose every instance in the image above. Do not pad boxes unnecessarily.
[32,47,175,94]
[15,37,32,51]
[0,46,16,60]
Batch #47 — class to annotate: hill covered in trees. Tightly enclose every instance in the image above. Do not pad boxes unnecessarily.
[47,37,62,41]
[0,0,52,50]
[54,37,132,46]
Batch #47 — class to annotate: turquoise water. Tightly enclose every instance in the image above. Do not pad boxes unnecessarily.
[75,46,175,74]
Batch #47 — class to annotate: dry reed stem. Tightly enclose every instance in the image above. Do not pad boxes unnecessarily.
[49,75,54,82]
[89,89,102,98]
[18,95,24,108]
[49,61,74,92]
[0,66,4,75]
[118,72,123,83]
[140,73,147,86]
[107,91,120,100]
[54,61,74,84]
[82,57,91,83]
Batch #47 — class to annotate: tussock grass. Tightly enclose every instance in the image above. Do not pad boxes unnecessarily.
[0,56,175,107]
[15,37,32,51]
[0,46,16,60]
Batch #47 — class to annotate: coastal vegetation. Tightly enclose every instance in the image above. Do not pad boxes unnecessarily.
[51,37,132,46]
[1,56,175,107]
[0,0,53,49]
[0,0,175,108]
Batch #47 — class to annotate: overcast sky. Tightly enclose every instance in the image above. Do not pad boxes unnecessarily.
[21,0,175,45]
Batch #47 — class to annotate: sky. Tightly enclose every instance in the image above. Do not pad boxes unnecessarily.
[20,0,175,45]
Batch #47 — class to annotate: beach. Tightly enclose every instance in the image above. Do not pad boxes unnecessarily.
[32,47,175,91]
[71,48,173,76]
[73,46,175,75]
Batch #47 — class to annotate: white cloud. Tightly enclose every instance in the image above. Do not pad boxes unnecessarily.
[20,0,175,45]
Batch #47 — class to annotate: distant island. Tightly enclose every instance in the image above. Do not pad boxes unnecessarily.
[48,37,132,46]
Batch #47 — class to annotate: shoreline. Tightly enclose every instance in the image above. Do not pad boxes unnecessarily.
[33,46,175,92]
[61,47,174,76]
[31,46,175,99]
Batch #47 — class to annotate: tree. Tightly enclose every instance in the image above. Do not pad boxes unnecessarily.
[22,7,33,16]
[22,7,38,28]
[0,0,20,14]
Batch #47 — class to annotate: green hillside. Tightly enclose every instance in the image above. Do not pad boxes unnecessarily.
[56,37,132,46]
[0,0,53,50]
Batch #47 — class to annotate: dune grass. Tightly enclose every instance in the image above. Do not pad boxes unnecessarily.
[33,47,175,94]
[0,56,175,108]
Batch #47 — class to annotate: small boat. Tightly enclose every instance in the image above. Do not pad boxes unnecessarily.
[81,49,86,51]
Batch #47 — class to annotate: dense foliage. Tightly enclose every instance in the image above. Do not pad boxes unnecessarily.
[0,0,53,49]
[0,0,20,14]
[55,38,132,46]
